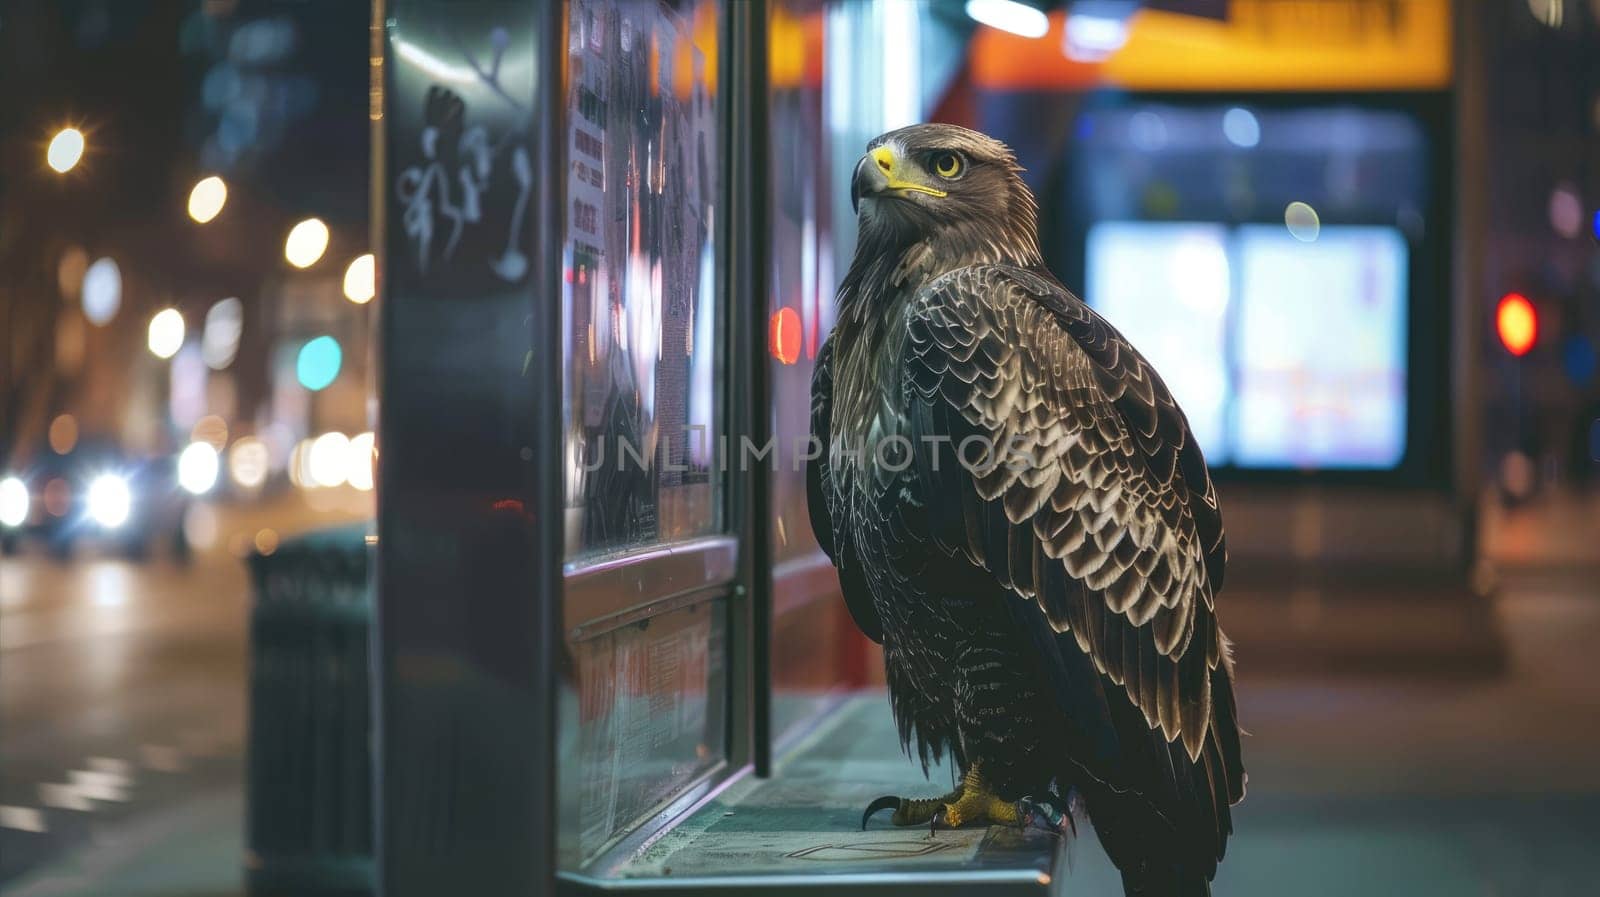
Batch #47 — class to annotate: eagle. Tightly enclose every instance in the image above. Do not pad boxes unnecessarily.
[807,123,1245,896]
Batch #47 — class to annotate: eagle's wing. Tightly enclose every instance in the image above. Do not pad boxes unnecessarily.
[903,264,1243,861]
[808,336,883,644]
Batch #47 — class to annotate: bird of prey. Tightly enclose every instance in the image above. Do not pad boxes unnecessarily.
[808,124,1245,896]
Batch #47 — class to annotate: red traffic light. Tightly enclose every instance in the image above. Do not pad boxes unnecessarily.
[1496,293,1537,357]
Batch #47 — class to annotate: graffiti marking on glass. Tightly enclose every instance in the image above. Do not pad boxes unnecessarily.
[394,28,531,281]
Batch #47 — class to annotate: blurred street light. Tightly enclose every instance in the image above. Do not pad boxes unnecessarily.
[82,257,122,325]
[347,431,376,491]
[228,438,270,490]
[343,253,376,303]
[201,298,243,369]
[1223,107,1261,148]
[47,128,85,173]
[1497,293,1538,357]
[187,176,228,223]
[148,308,186,359]
[0,477,28,528]
[966,0,1049,38]
[177,442,220,495]
[308,432,350,487]
[296,335,342,391]
[1065,1,1136,62]
[86,475,132,528]
[284,217,329,268]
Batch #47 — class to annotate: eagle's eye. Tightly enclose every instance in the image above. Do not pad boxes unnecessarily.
[931,151,964,180]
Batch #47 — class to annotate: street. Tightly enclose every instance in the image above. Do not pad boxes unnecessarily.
[0,490,368,894]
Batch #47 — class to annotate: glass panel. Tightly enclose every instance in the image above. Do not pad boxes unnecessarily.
[768,3,833,569]
[767,2,841,741]
[566,598,727,864]
[562,0,721,563]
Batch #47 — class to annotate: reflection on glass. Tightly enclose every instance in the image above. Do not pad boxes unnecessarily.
[569,600,726,864]
[768,3,833,567]
[562,0,721,562]
[768,1,864,743]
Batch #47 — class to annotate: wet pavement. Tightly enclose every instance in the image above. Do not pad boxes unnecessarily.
[0,489,369,895]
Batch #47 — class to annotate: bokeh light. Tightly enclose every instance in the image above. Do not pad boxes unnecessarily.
[177,442,220,495]
[57,246,89,301]
[82,257,122,325]
[296,335,342,391]
[1222,107,1260,148]
[284,217,329,268]
[47,128,85,173]
[201,298,243,370]
[1548,184,1583,238]
[1496,293,1537,357]
[254,528,280,556]
[769,308,801,365]
[308,432,350,488]
[346,431,376,492]
[187,176,228,223]
[0,477,28,528]
[148,308,186,359]
[343,253,375,303]
[48,414,79,455]
[966,0,1049,38]
[1284,202,1321,242]
[87,474,132,528]
[191,415,229,451]
[228,438,270,490]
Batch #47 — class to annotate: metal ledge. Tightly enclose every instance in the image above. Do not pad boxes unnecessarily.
[564,535,739,639]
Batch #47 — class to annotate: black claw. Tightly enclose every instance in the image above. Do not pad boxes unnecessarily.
[861,795,902,830]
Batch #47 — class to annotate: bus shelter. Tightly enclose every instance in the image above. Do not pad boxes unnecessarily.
[373,1,1477,894]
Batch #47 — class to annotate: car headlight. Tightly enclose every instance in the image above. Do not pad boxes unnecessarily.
[87,474,132,528]
[0,476,27,527]
[177,442,219,495]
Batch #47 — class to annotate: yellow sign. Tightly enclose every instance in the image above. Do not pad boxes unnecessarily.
[973,0,1452,91]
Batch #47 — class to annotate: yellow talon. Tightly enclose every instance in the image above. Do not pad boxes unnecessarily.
[932,761,1021,829]
[862,761,1025,830]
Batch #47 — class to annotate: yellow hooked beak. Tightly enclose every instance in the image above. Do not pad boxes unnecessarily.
[868,145,947,199]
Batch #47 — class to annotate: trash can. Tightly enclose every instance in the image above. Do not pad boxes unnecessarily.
[244,524,374,897]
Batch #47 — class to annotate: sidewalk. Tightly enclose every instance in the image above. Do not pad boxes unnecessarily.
[6,786,243,897]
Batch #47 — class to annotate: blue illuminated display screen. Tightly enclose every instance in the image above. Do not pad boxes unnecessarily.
[1086,221,1408,470]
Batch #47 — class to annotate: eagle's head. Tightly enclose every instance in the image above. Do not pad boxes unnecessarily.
[850,123,1041,271]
